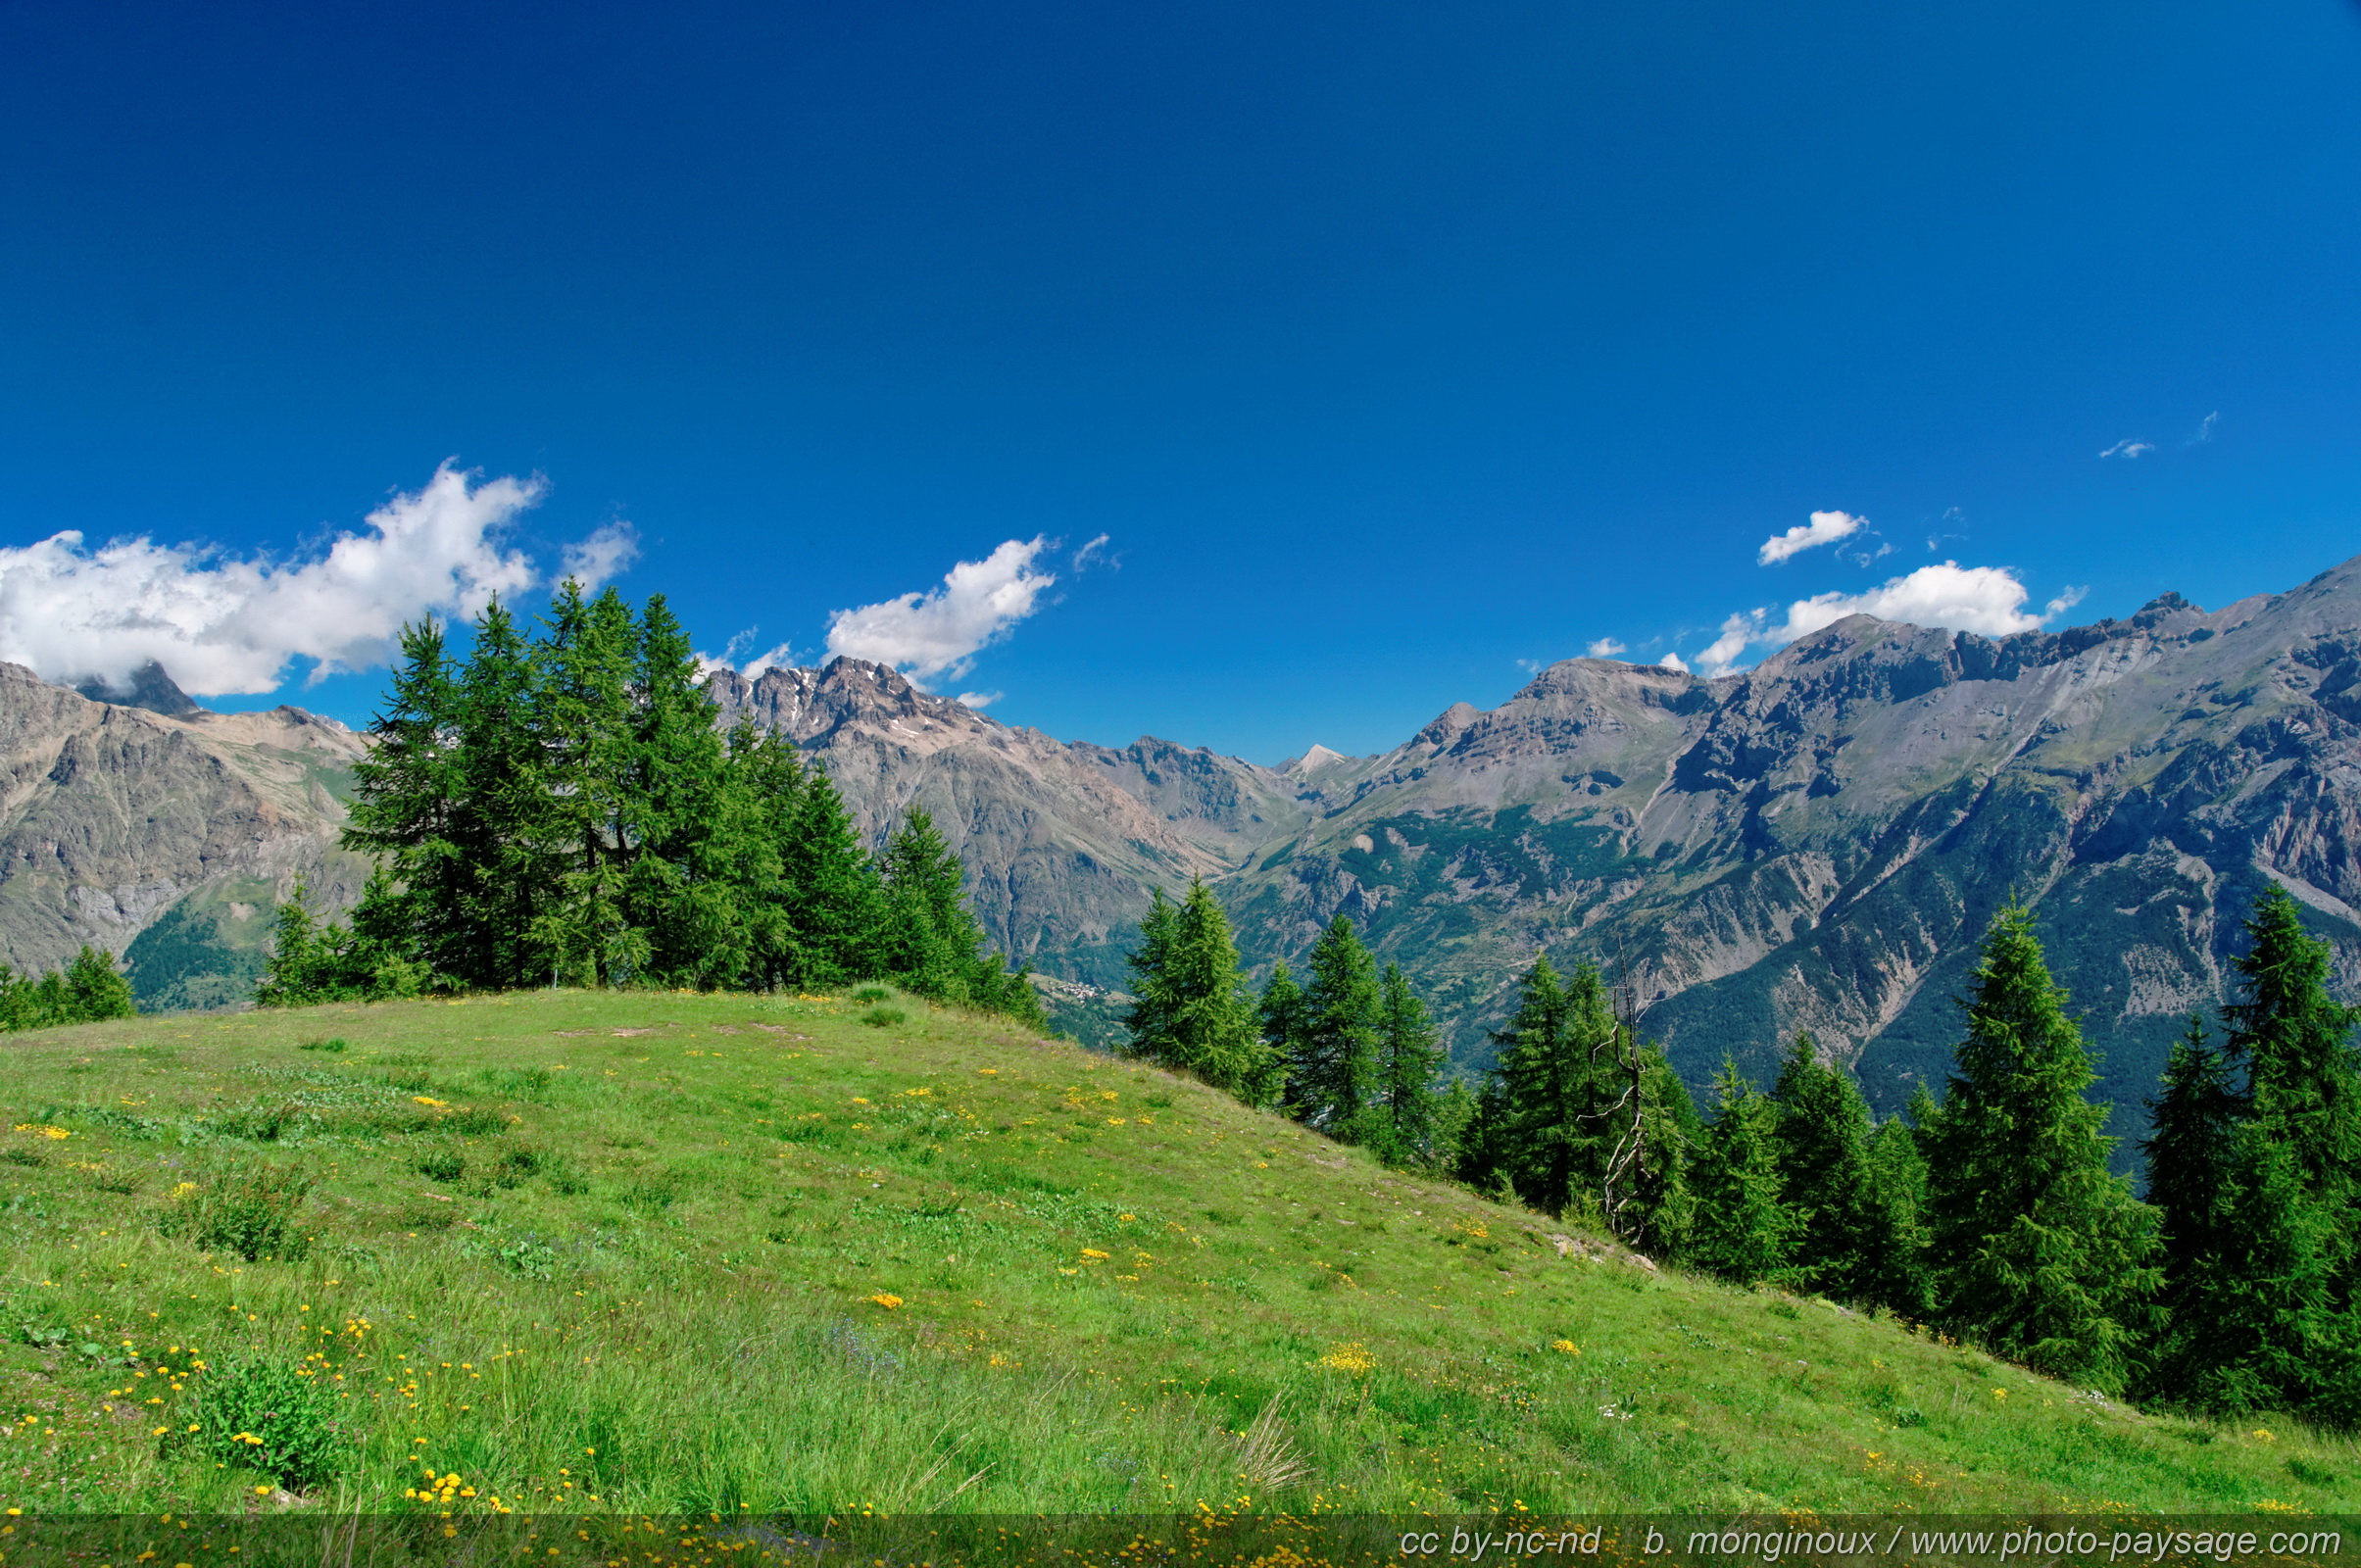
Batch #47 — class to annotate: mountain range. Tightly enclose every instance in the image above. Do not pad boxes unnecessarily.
[11,552,2361,1124]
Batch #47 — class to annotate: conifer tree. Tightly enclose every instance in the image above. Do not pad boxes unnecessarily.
[1471,956,1612,1218]
[1258,959,1305,1077]
[2142,1019,2243,1356]
[1768,1033,1920,1305]
[531,581,642,986]
[1368,963,1446,1165]
[1288,915,1384,1137]
[1862,1112,1935,1317]
[621,595,746,987]
[2222,885,2361,1263]
[340,615,463,984]
[63,945,137,1021]
[777,760,883,989]
[875,805,1045,1023]
[1689,1058,1800,1285]
[1918,904,2159,1391]
[1121,879,1274,1099]
[446,598,556,987]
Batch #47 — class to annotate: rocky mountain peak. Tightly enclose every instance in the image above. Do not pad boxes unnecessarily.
[73,660,203,717]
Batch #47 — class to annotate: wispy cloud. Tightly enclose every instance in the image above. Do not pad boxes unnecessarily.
[1758,510,1867,565]
[1696,612,1763,677]
[955,690,1004,709]
[697,627,799,683]
[560,521,640,590]
[824,537,1058,683]
[2099,438,2155,460]
[2189,411,2218,446]
[1586,636,1627,658]
[2045,585,2089,619]
[1071,533,1114,571]
[0,462,568,696]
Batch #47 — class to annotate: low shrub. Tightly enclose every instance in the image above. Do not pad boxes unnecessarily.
[297,1037,347,1053]
[178,1353,346,1490]
[158,1165,317,1262]
[416,1149,467,1183]
[860,1005,908,1029]
[851,985,892,1004]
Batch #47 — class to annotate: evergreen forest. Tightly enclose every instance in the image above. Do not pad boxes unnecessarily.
[1123,872,2361,1427]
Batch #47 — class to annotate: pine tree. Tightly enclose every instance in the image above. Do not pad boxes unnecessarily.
[2222,885,2361,1264]
[1288,915,1384,1137]
[339,615,462,985]
[1258,959,1305,1081]
[447,598,556,988]
[1476,956,1614,1219]
[1769,1034,1889,1302]
[1121,879,1274,1099]
[1688,1058,1801,1285]
[531,581,642,986]
[874,805,1045,1024]
[622,594,745,988]
[1862,1112,1935,1317]
[723,719,805,990]
[1367,963,1446,1165]
[777,760,883,990]
[63,947,136,1021]
[2142,1017,2243,1374]
[1918,904,2160,1392]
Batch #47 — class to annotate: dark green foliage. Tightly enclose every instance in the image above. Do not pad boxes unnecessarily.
[1687,1058,1800,1286]
[1862,1111,1935,1316]
[0,946,138,1031]
[1366,963,1446,1166]
[1122,880,1278,1102]
[1458,956,1606,1218]
[2139,890,2361,1423]
[180,1353,346,1490]
[1766,1034,1923,1310]
[876,807,1046,1025]
[254,873,427,1007]
[1918,904,2159,1392]
[2222,885,2361,1259]
[280,583,1035,1020]
[1282,915,1384,1136]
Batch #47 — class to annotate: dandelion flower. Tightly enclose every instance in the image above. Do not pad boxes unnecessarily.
[866,1293,904,1310]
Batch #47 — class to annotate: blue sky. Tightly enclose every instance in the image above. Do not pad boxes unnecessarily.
[3,1,2358,761]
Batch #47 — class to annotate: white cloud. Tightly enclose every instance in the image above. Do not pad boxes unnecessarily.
[1773,561,2046,643]
[1696,611,1767,677]
[955,690,1004,709]
[696,628,799,683]
[1071,533,1113,571]
[561,521,640,590]
[1658,652,1690,674]
[0,462,560,696]
[1684,561,2067,677]
[2099,439,2155,460]
[824,537,1057,683]
[1758,510,1866,565]
[2189,412,2218,445]
[1586,636,1627,658]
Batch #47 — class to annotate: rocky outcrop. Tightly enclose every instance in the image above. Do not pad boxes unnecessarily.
[0,663,372,1002]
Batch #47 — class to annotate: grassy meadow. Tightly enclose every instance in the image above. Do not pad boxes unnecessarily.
[1,988,2353,1520]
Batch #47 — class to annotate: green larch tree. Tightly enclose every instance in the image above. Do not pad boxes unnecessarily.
[1918,904,2160,1392]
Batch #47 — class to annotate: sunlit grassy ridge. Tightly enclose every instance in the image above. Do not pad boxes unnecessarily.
[0,990,2351,1516]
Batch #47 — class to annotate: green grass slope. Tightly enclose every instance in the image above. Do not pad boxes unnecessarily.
[0,990,2349,1517]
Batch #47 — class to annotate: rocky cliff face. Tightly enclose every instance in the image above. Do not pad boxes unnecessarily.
[0,662,372,1007]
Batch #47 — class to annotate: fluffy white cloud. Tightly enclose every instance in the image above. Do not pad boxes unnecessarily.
[561,521,641,590]
[1758,510,1866,565]
[0,463,570,696]
[1585,636,1627,658]
[1658,652,1690,673]
[824,537,1056,682]
[2099,438,2154,460]
[1773,561,2046,644]
[1684,562,2073,677]
[955,690,1004,709]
